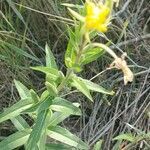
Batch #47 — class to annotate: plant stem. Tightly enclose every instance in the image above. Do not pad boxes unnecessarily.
[75,35,87,64]
[57,34,87,93]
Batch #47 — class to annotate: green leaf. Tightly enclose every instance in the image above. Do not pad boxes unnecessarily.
[47,112,70,127]
[83,79,114,95]
[65,26,77,68]
[89,30,97,40]
[0,129,31,150]
[11,115,30,131]
[113,133,135,142]
[40,90,50,101]
[26,110,49,150]
[46,72,64,86]
[0,99,33,123]
[50,97,81,115]
[37,96,53,113]
[81,47,104,65]
[30,89,39,103]
[46,103,81,127]
[23,102,40,113]
[23,96,52,114]
[38,129,47,150]
[46,143,71,150]
[46,75,57,86]
[24,96,52,114]
[71,76,93,101]
[47,126,88,149]
[31,66,59,80]
[45,82,58,97]
[47,103,79,126]
[14,80,31,99]
[45,43,58,69]
[65,24,83,72]
[93,140,103,150]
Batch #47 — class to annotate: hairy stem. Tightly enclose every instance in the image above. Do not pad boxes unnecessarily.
[57,34,88,93]
[75,34,88,64]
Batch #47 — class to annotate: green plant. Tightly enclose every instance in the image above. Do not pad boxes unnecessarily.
[0,0,134,150]
[113,124,150,150]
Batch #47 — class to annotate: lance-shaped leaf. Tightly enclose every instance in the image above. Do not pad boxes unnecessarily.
[37,96,53,113]
[0,99,33,123]
[30,89,39,103]
[46,143,71,150]
[45,82,58,97]
[45,43,58,69]
[26,109,49,150]
[46,74,57,86]
[83,79,114,95]
[11,115,30,131]
[71,76,93,101]
[50,97,81,115]
[0,129,31,150]
[47,103,80,127]
[31,66,60,80]
[14,80,31,100]
[40,90,50,101]
[38,129,47,150]
[81,47,104,65]
[65,26,77,68]
[47,112,72,127]
[23,95,52,114]
[47,126,88,149]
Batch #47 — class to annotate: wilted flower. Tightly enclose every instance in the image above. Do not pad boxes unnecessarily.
[88,43,134,85]
[110,53,134,85]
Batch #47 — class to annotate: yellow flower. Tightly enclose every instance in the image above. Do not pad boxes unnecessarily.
[68,1,111,33]
[85,2,110,32]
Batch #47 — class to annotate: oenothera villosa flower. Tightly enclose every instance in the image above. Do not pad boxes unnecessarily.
[85,1,111,32]
[68,0,111,32]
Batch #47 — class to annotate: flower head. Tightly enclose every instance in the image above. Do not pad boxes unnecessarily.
[110,53,134,85]
[68,1,111,33]
[85,1,110,32]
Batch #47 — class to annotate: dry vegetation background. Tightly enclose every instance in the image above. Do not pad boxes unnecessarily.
[0,0,150,149]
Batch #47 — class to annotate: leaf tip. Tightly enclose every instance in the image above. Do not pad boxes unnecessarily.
[110,90,115,95]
